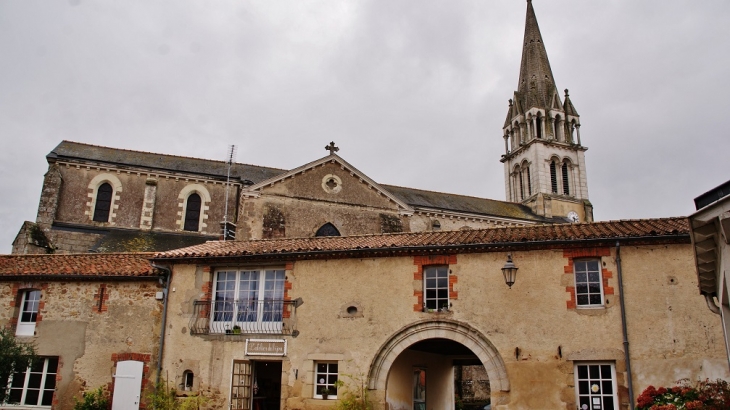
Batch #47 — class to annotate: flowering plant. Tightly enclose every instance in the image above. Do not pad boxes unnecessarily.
[636,379,730,410]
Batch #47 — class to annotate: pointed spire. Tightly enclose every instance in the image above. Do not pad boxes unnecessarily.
[515,0,559,112]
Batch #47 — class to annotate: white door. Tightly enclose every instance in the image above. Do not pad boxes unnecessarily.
[112,360,143,410]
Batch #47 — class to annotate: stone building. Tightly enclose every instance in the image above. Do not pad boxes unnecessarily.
[12,3,587,256]
[149,218,728,410]
[0,253,162,409]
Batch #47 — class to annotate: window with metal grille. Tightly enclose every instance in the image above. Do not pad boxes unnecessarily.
[575,363,617,410]
[314,362,338,399]
[562,163,570,195]
[211,269,285,334]
[424,266,449,311]
[7,357,58,406]
[184,193,202,231]
[550,162,558,194]
[93,183,113,222]
[575,260,603,307]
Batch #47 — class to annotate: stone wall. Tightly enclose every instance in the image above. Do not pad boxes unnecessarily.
[0,278,162,409]
[160,243,729,410]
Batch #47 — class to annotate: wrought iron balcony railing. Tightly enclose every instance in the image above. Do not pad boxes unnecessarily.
[190,299,298,336]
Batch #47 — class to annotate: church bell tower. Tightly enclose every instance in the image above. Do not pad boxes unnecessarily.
[500,0,593,222]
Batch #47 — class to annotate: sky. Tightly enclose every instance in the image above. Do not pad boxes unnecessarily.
[0,0,729,253]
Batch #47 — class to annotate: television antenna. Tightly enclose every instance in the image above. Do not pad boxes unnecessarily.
[223,145,237,240]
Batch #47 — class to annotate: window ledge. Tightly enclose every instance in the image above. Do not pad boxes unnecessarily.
[574,306,607,316]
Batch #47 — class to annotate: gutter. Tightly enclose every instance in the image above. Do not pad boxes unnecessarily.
[616,241,635,410]
[150,262,172,386]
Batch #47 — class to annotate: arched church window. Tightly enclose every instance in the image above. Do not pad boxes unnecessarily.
[550,162,558,194]
[315,223,340,237]
[93,183,113,222]
[526,167,532,196]
[184,193,202,231]
[519,169,525,200]
[562,163,570,195]
[536,115,543,139]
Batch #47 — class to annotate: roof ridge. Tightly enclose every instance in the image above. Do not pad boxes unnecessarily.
[58,140,287,172]
[381,183,520,205]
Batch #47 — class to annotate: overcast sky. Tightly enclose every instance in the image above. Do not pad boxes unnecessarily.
[1,0,728,253]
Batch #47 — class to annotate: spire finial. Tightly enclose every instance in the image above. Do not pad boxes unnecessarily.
[564,89,570,97]
[509,99,513,107]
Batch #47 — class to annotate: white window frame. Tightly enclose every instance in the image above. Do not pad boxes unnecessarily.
[16,290,41,336]
[211,268,286,334]
[313,362,338,399]
[6,356,59,407]
[574,259,604,308]
[423,266,449,312]
[574,362,618,410]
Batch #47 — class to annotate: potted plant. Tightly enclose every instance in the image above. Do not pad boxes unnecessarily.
[232,325,241,335]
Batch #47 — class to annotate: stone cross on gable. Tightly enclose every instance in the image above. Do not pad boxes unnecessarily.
[325,142,339,155]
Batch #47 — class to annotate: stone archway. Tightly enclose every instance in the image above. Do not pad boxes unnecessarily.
[367,319,509,393]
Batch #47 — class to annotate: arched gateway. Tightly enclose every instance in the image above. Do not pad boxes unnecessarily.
[367,319,509,393]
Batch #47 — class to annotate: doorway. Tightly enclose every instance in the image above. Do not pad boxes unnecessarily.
[231,360,282,410]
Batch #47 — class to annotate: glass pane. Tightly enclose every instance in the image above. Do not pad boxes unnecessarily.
[42,390,54,406]
[317,363,327,373]
[45,374,56,389]
[327,374,338,384]
[587,260,600,271]
[579,380,588,394]
[329,363,338,373]
[589,284,601,293]
[577,295,589,305]
[437,277,447,288]
[600,365,611,378]
[426,278,436,288]
[575,272,587,283]
[588,272,599,282]
[576,284,588,294]
[604,396,615,409]
[47,357,59,373]
[11,373,25,388]
[27,373,42,388]
[24,388,40,405]
[590,295,602,305]
[8,388,22,403]
[589,365,599,379]
[602,380,613,394]
[426,289,436,299]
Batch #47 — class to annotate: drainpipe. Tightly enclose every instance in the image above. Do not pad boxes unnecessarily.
[615,241,635,410]
[705,295,721,315]
[151,263,172,385]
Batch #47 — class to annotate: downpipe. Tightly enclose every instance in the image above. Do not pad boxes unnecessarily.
[616,241,635,410]
[151,263,172,386]
[706,294,721,315]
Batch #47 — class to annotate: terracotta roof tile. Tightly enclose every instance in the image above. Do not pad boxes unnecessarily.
[0,253,156,277]
[154,217,689,260]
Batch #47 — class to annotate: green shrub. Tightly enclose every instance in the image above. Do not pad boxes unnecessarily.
[73,387,109,410]
[332,374,373,410]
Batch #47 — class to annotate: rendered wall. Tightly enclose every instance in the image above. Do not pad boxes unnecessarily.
[160,243,729,410]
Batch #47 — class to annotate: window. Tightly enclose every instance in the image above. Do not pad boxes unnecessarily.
[423,266,449,312]
[413,368,426,410]
[575,260,603,307]
[184,193,202,231]
[6,357,58,406]
[182,370,194,391]
[314,362,338,399]
[16,290,40,336]
[526,167,532,196]
[315,223,340,237]
[212,269,286,334]
[519,170,525,200]
[92,182,113,222]
[550,162,558,194]
[574,362,617,410]
[562,162,570,195]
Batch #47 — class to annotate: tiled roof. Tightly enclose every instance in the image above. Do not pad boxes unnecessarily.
[48,141,286,183]
[0,253,156,277]
[154,217,689,260]
[382,185,552,222]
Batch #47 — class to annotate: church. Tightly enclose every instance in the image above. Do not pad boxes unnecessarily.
[1,2,727,410]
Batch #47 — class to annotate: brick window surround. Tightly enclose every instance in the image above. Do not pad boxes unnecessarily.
[93,284,109,313]
[563,248,614,309]
[413,255,458,312]
[9,282,48,330]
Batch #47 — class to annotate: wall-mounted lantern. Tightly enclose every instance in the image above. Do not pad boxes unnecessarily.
[501,254,518,288]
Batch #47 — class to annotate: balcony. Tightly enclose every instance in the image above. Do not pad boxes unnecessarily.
[190,299,299,336]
